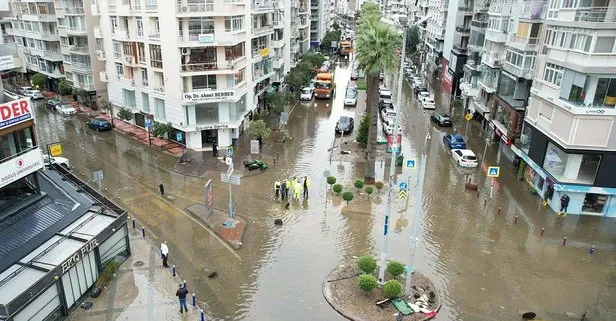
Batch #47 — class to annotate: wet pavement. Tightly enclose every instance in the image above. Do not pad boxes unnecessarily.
[32,57,616,321]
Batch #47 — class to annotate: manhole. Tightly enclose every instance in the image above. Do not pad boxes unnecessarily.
[133,260,145,267]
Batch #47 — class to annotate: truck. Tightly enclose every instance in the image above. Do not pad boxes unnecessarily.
[339,41,353,57]
[314,72,335,99]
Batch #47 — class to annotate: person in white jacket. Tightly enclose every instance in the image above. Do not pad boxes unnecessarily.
[160,241,169,268]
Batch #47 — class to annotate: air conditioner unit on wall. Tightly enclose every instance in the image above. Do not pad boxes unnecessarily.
[181,6,188,12]
[181,48,190,55]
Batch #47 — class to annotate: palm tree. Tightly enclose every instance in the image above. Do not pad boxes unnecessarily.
[355,7,401,184]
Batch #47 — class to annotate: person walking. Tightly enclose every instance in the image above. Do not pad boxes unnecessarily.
[176,283,189,314]
[303,176,310,199]
[274,180,281,198]
[557,193,570,216]
[160,241,169,268]
[280,180,287,200]
[293,181,301,201]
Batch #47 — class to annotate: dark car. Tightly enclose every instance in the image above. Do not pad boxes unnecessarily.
[443,134,467,149]
[87,118,113,131]
[431,112,452,127]
[414,86,428,95]
[335,116,354,134]
[45,98,62,109]
[378,98,394,111]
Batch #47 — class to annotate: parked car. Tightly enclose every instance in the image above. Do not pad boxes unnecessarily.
[42,154,70,170]
[45,98,63,109]
[414,86,428,95]
[344,87,358,106]
[381,108,397,121]
[18,86,33,95]
[451,149,478,168]
[382,119,403,135]
[417,91,431,101]
[430,111,452,127]
[412,76,422,83]
[379,88,392,100]
[23,90,44,100]
[87,118,113,131]
[379,71,385,80]
[421,98,436,109]
[443,134,467,149]
[378,98,394,111]
[412,80,424,90]
[300,87,314,101]
[56,104,77,116]
[350,70,359,80]
[335,116,354,134]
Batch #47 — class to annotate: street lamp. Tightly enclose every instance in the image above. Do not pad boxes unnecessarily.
[378,16,408,283]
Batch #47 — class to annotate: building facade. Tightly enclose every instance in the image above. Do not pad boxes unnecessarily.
[515,0,616,217]
[310,0,332,46]
[424,0,449,78]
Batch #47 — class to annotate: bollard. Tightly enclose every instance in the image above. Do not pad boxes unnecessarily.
[476,190,480,198]
[562,237,567,246]
[141,227,145,238]
[200,309,205,321]
[541,228,545,237]
[483,198,487,207]
[132,218,136,229]
[192,294,196,307]
[273,157,276,166]
[172,265,176,277]
[514,215,518,224]
[589,245,595,254]
[497,207,501,215]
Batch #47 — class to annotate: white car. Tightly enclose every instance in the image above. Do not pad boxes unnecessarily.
[18,86,33,94]
[300,87,314,101]
[412,80,424,89]
[344,87,358,106]
[56,104,77,115]
[417,91,432,101]
[451,149,478,168]
[382,120,403,135]
[422,98,436,109]
[42,154,71,169]
[412,76,422,83]
[379,88,392,100]
[381,108,397,121]
[23,90,44,100]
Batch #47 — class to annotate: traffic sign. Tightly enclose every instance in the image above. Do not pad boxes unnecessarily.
[226,147,233,157]
[487,166,500,177]
[405,159,416,169]
[399,190,408,199]
[465,114,473,121]
[145,118,153,131]
[399,182,408,191]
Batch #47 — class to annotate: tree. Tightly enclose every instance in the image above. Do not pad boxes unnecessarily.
[357,274,378,293]
[386,261,405,279]
[285,66,312,94]
[357,255,377,274]
[265,91,294,116]
[333,184,343,195]
[301,52,326,69]
[57,78,72,95]
[406,25,421,55]
[247,119,271,140]
[452,99,463,108]
[355,9,401,184]
[365,187,374,198]
[321,29,341,51]
[327,176,337,187]
[30,73,47,89]
[354,180,364,192]
[99,99,112,113]
[356,114,369,147]
[342,191,354,204]
[153,122,173,138]
[383,280,403,299]
[332,22,340,32]
[375,181,384,193]
[116,108,133,121]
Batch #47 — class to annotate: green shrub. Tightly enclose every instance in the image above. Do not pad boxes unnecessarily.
[333,184,343,195]
[116,107,133,121]
[356,114,369,147]
[375,181,384,193]
[357,274,378,293]
[95,260,121,288]
[30,73,47,89]
[386,261,405,279]
[342,191,354,204]
[365,187,374,197]
[383,279,403,299]
[327,176,337,186]
[354,180,364,191]
[357,255,377,274]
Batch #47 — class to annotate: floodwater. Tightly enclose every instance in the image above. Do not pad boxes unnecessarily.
[34,59,615,321]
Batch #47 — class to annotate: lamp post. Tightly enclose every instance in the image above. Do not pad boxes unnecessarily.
[378,17,408,283]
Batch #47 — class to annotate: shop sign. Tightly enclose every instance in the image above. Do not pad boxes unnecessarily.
[195,124,229,131]
[0,148,44,189]
[183,90,235,103]
[198,34,215,43]
[48,143,63,157]
[0,98,33,130]
[60,239,99,274]
[493,126,511,146]
[0,55,15,70]
[585,109,605,114]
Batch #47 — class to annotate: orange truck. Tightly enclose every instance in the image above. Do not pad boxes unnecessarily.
[339,41,353,57]
[314,72,335,99]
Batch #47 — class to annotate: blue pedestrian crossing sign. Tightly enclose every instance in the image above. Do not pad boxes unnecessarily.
[487,166,500,178]
[226,147,233,157]
[399,182,408,191]
[405,159,416,169]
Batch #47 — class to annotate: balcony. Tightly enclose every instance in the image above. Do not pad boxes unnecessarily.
[64,7,85,15]
[112,29,132,41]
[66,26,87,36]
[508,36,539,51]
[518,1,547,20]
[251,0,274,12]
[457,6,472,16]
[72,62,92,73]
[178,30,246,46]
[21,14,57,22]
[180,58,246,75]
[299,6,308,14]
[252,25,274,37]
[272,38,283,48]
[69,45,90,55]
[96,50,106,61]
[481,51,504,68]
[119,77,136,88]
[456,26,470,35]
[485,29,508,43]
[273,55,284,69]
[503,61,534,80]
[149,32,161,41]
[471,97,491,114]
[567,6,616,23]
[471,20,487,29]
[273,19,283,28]
[123,55,138,66]
[453,44,467,54]
[74,81,95,91]
[153,86,165,94]
[545,47,616,72]
[42,51,63,61]
[94,26,103,38]
[488,3,514,16]
[176,3,214,14]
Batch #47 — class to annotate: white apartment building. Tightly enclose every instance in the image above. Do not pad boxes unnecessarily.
[424,0,448,76]
[98,0,296,149]
[310,0,331,46]
[517,0,616,217]
[384,0,409,17]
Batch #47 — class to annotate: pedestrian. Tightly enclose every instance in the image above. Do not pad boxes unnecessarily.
[303,176,310,199]
[293,181,301,201]
[280,180,287,200]
[212,143,218,157]
[285,178,291,199]
[274,180,281,198]
[176,283,189,314]
[160,241,169,268]
[159,184,165,196]
[558,193,570,216]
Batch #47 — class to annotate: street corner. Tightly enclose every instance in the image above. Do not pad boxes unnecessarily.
[185,203,246,250]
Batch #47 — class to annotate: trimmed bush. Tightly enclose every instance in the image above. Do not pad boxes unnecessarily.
[327,176,337,186]
[354,180,364,191]
[342,191,354,204]
[357,274,378,293]
[383,279,403,299]
[375,181,384,193]
[357,255,377,274]
[365,187,374,197]
[333,184,343,195]
[386,261,405,279]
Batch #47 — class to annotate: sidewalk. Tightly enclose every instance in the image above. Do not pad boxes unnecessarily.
[67,226,210,321]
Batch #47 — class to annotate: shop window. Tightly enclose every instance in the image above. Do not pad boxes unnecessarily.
[0,173,37,212]
[0,127,35,160]
[519,124,533,154]
[582,193,607,214]
[543,142,601,184]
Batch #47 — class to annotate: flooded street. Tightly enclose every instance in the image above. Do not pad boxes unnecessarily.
[34,59,615,321]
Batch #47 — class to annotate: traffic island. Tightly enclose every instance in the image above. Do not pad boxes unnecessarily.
[323,261,441,321]
[185,203,246,250]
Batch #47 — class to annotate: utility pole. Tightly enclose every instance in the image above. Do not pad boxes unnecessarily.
[378,18,408,283]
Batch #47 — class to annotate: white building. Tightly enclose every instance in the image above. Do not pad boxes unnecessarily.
[98,0,299,149]
[424,0,449,75]
[310,0,332,46]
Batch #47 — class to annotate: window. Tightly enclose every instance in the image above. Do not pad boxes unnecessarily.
[136,18,144,37]
[594,36,615,53]
[0,127,35,160]
[141,68,148,86]
[110,17,118,34]
[0,174,37,213]
[224,15,243,32]
[547,0,560,19]
[519,124,533,154]
[187,17,214,36]
[154,97,166,120]
[225,43,244,60]
[192,75,217,90]
[543,142,601,185]
[543,63,564,86]
[113,41,122,59]
[96,38,103,51]
[115,63,124,78]
[137,43,146,64]
[149,44,162,68]
[582,193,608,214]
[142,93,150,112]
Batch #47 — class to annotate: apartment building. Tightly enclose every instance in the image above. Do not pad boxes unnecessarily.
[424,0,448,77]
[444,0,472,95]
[310,0,331,45]
[98,0,292,149]
[384,0,410,18]
[0,96,131,320]
[514,0,616,217]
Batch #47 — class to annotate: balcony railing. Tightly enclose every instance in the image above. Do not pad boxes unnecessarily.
[519,2,546,20]
[181,61,236,72]
[573,7,616,23]
[456,26,470,33]
[251,0,273,11]
[471,20,487,28]
[513,36,539,47]
[69,45,89,54]
[177,3,214,13]
[66,26,87,34]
